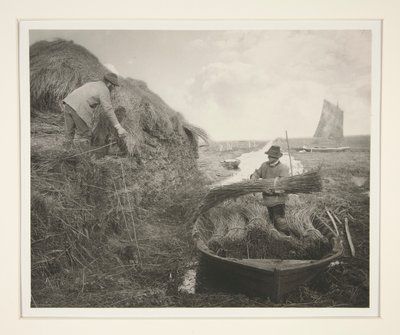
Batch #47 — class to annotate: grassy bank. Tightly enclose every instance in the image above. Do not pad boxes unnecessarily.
[283,145,370,306]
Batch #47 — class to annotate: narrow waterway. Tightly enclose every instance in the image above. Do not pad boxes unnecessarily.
[218,140,304,186]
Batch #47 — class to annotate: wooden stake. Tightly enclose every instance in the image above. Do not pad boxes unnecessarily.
[285,130,293,176]
[332,212,344,226]
[344,218,356,257]
[326,209,339,236]
[120,162,143,268]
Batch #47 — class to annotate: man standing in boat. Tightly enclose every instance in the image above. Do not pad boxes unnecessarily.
[250,145,290,235]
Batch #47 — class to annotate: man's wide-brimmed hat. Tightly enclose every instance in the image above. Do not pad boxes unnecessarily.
[265,145,283,158]
[104,72,119,86]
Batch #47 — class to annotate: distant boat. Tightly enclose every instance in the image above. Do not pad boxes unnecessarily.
[310,99,350,152]
[302,146,350,153]
[220,159,241,170]
[314,100,344,139]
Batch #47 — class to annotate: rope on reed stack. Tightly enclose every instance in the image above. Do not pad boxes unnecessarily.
[66,142,117,158]
[198,171,322,215]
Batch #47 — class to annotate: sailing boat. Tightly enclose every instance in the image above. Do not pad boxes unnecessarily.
[303,100,350,152]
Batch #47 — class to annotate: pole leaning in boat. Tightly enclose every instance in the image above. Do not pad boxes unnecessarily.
[285,130,293,176]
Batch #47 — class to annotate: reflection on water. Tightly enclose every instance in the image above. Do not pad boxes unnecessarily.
[178,268,197,294]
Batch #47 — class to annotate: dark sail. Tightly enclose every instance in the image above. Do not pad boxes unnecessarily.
[313,100,344,138]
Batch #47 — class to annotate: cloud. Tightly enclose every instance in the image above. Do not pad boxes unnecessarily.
[181,30,371,140]
[188,38,207,49]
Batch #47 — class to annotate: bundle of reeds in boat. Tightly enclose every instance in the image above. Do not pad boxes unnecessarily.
[203,195,332,260]
[219,212,247,258]
[241,203,303,259]
[198,171,322,214]
[206,203,246,257]
[285,195,331,257]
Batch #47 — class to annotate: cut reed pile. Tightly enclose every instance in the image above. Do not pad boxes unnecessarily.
[181,121,209,144]
[198,171,322,214]
[198,195,331,260]
[30,39,106,113]
[31,145,206,299]
[30,39,211,305]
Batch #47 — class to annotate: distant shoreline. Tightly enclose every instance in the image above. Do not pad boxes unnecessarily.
[212,134,370,143]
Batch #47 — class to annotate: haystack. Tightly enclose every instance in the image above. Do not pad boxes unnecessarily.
[30,39,208,156]
[30,39,106,114]
[30,39,208,303]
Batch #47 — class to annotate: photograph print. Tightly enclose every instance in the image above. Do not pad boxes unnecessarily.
[21,20,381,316]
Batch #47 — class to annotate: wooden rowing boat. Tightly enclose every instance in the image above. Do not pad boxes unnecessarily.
[302,146,350,153]
[194,214,343,302]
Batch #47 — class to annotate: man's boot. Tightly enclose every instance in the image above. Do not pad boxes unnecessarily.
[274,216,290,236]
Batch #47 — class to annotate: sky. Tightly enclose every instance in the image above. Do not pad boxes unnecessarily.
[30,29,372,141]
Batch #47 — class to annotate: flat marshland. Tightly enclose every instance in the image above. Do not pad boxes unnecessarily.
[32,133,370,307]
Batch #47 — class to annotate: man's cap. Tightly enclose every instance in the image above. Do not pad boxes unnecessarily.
[104,72,119,86]
[265,145,283,158]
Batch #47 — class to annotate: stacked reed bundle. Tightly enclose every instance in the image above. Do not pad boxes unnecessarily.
[241,202,306,259]
[219,209,248,259]
[201,195,332,260]
[286,195,332,257]
[206,206,231,256]
[198,171,322,214]
[286,196,320,237]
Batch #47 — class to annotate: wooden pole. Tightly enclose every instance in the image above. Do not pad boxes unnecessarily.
[344,218,356,257]
[285,130,293,176]
[326,209,340,236]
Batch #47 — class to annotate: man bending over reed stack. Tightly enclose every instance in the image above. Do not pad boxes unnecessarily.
[62,72,127,151]
[250,145,290,235]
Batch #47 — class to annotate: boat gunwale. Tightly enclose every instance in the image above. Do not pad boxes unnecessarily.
[196,236,343,275]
